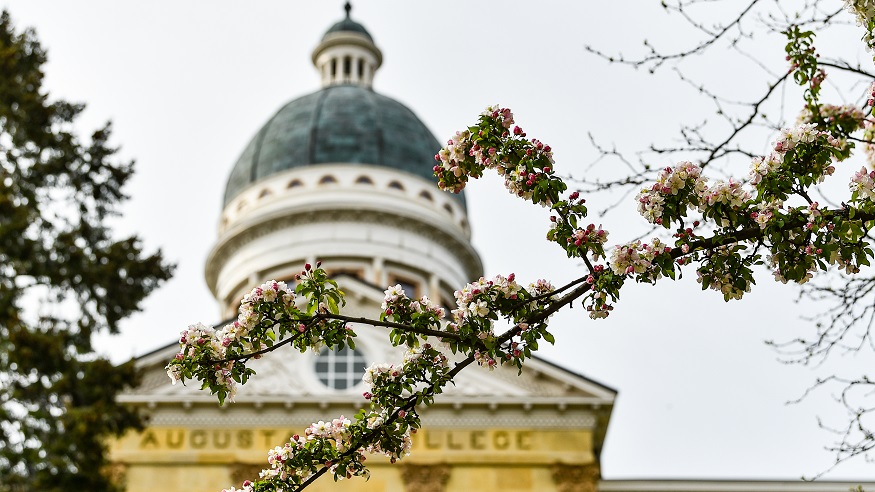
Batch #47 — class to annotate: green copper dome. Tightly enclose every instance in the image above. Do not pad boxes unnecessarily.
[323,2,373,41]
[223,85,462,207]
[323,18,373,41]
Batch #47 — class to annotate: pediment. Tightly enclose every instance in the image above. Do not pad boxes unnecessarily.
[127,279,615,408]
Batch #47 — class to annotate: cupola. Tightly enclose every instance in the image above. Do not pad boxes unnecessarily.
[207,4,482,319]
[311,2,383,88]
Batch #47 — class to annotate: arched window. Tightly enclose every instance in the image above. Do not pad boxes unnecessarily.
[258,188,272,199]
[418,190,433,201]
[443,203,453,215]
[314,346,367,390]
[355,175,374,185]
[287,179,303,189]
[319,175,338,185]
[343,56,351,76]
[388,180,405,191]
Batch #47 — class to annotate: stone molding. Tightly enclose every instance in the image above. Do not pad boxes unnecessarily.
[142,411,597,429]
[552,463,600,492]
[400,464,451,492]
[206,206,482,294]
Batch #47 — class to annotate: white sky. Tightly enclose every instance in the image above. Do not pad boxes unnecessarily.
[4,0,874,482]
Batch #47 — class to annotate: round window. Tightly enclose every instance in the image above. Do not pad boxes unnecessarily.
[314,346,367,390]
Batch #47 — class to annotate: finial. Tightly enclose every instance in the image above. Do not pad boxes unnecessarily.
[344,2,351,18]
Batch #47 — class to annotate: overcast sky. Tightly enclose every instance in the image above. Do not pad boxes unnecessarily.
[4,0,874,482]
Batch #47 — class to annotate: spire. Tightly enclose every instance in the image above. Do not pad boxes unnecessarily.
[344,2,351,18]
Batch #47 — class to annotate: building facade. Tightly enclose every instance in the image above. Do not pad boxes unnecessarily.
[110,6,874,492]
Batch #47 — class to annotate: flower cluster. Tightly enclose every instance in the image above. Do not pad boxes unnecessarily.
[527,278,555,297]
[382,285,444,319]
[567,224,609,259]
[776,123,821,151]
[696,247,755,301]
[609,238,671,282]
[362,362,403,389]
[363,344,450,409]
[166,265,354,405]
[381,284,446,347]
[585,291,612,320]
[699,179,752,226]
[798,104,866,134]
[751,200,783,230]
[435,105,566,207]
[748,153,784,186]
[362,344,451,462]
[363,411,413,463]
[449,274,523,335]
[864,119,875,168]
[222,481,254,492]
[750,122,848,204]
[474,350,498,370]
[635,161,707,226]
[251,416,368,488]
[850,166,875,202]
[701,179,749,208]
[435,130,476,192]
[844,0,875,50]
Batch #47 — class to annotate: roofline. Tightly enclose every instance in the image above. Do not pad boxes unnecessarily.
[531,352,618,396]
[134,320,619,399]
[598,479,875,491]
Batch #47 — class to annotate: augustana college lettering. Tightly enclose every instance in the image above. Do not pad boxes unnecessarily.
[139,429,286,450]
[138,428,534,452]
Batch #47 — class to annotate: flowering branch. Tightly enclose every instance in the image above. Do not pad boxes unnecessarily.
[172,52,875,489]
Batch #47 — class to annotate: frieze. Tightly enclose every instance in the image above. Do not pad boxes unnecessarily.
[143,412,597,429]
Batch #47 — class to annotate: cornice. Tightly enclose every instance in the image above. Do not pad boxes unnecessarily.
[205,205,483,295]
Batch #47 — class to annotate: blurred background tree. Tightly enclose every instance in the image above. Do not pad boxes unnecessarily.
[0,10,172,491]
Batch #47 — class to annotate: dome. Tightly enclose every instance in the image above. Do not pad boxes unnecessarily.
[323,2,373,41]
[223,84,463,207]
[323,18,373,41]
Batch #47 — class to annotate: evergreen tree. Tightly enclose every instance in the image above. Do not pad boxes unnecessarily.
[0,10,173,491]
